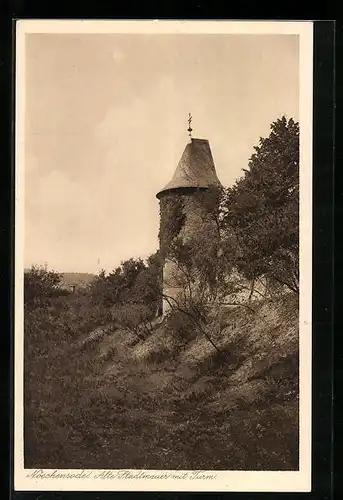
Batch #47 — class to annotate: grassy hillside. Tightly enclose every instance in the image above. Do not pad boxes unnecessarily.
[24,292,298,471]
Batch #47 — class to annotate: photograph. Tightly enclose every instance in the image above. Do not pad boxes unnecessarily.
[15,20,313,492]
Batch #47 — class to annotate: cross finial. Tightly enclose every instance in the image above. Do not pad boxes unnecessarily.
[187,112,193,138]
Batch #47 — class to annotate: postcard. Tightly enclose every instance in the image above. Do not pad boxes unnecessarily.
[15,19,313,492]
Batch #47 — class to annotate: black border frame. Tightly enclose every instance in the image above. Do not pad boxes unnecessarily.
[1,12,335,500]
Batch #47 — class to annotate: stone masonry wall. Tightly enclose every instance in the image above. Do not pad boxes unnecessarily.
[159,188,220,315]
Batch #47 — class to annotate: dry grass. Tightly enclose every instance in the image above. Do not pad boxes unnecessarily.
[24,292,299,470]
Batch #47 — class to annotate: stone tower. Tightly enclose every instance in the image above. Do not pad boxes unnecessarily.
[156,136,223,315]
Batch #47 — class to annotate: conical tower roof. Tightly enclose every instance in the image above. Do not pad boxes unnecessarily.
[156,138,222,199]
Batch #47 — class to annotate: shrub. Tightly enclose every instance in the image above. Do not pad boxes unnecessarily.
[111,303,154,340]
[164,309,197,341]
[24,265,65,307]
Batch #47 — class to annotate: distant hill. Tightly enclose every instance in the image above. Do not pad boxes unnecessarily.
[60,272,96,289]
[24,268,97,290]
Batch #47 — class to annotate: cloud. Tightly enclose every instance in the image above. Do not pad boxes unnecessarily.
[110,47,125,62]
[111,48,125,62]
[24,149,160,272]
[25,166,107,241]
[96,96,148,145]
[94,75,180,180]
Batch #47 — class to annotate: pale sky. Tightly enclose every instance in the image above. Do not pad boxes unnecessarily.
[24,33,299,273]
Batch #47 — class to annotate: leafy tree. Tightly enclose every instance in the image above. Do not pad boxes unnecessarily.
[132,251,163,314]
[110,303,155,340]
[162,217,249,354]
[220,116,299,293]
[89,252,163,319]
[24,265,64,306]
[89,259,145,306]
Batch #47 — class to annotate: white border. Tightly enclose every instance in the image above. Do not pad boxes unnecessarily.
[14,20,313,492]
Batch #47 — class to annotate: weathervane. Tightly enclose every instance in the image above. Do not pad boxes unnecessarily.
[187,112,193,138]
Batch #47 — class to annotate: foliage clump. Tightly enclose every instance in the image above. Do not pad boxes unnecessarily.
[220,116,299,293]
[88,252,162,320]
[24,265,67,306]
[158,193,186,259]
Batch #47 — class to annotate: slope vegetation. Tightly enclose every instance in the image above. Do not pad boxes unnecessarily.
[25,293,299,471]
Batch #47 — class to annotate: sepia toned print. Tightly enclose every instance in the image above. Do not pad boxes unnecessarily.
[15,20,313,492]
